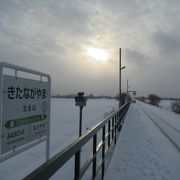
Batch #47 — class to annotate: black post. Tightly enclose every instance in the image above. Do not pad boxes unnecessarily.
[114,115,117,145]
[116,113,119,130]
[112,117,114,140]
[102,126,105,179]
[108,120,111,148]
[92,134,97,178]
[75,106,83,179]
[79,107,83,137]
[74,151,80,180]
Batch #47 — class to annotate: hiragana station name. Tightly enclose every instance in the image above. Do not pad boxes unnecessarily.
[7,86,47,100]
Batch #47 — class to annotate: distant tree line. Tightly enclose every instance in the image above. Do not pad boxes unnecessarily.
[51,94,114,99]
[136,94,180,114]
[51,94,76,98]
[171,100,180,114]
[148,94,161,106]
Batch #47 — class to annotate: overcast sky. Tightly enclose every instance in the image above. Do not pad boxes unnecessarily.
[0,0,180,97]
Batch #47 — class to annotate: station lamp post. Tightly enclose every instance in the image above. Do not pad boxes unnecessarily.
[119,48,126,107]
[74,92,87,179]
[75,92,87,137]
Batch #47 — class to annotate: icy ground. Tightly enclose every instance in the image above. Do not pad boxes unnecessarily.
[105,101,180,180]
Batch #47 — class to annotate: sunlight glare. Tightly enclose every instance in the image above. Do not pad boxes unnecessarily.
[86,47,109,63]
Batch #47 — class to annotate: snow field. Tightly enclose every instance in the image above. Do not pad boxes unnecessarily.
[139,101,180,130]
[0,98,118,180]
[159,100,173,111]
[105,103,180,180]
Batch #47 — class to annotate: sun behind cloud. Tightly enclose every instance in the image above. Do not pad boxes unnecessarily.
[86,47,109,63]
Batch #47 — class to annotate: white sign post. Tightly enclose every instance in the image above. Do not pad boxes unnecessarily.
[0,62,51,162]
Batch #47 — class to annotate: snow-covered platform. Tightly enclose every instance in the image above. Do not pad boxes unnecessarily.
[105,102,180,180]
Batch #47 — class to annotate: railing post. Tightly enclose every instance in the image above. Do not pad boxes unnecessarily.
[118,111,121,129]
[112,117,114,140]
[119,110,123,131]
[116,112,119,131]
[75,151,81,180]
[117,111,120,131]
[102,126,105,180]
[108,120,111,148]
[92,134,97,179]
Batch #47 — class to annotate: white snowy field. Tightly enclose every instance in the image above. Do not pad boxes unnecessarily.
[144,99,174,112]
[159,100,173,111]
[0,98,118,180]
[1,99,180,180]
[105,101,180,180]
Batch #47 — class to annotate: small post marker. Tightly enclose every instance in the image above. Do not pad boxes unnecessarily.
[75,92,87,137]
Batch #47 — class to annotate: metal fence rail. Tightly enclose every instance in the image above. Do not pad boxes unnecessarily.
[24,102,130,180]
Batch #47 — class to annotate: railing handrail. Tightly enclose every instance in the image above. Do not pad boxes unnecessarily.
[24,102,130,180]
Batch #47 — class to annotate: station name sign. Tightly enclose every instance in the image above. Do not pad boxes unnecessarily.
[0,63,50,158]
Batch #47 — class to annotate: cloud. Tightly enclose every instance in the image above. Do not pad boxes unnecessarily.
[100,0,148,18]
[0,0,90,54]
[0,0,180,97]
[125,49,149,66]
[153,30,180,57]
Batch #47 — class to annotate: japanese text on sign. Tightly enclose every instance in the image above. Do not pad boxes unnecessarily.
[7,86,47,100]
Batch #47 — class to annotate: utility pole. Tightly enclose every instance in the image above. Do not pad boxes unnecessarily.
[119,48,121,108]
[119,48,126,107]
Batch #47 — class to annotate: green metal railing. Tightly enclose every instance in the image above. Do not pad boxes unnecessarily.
[24,102,130,180]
